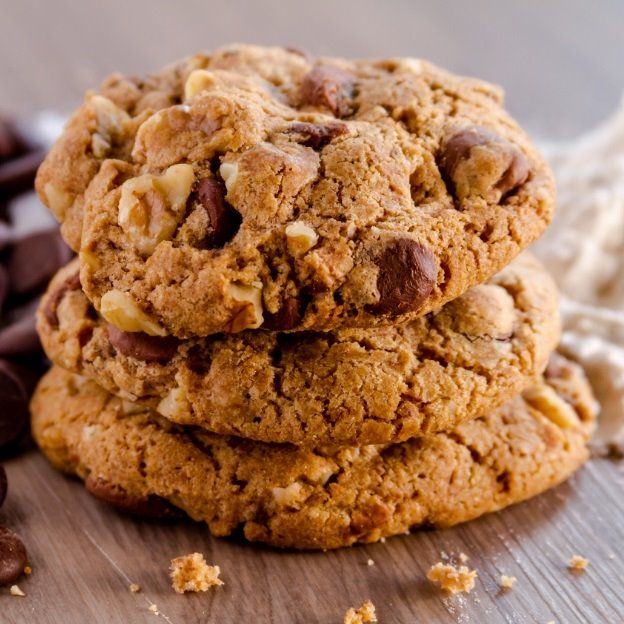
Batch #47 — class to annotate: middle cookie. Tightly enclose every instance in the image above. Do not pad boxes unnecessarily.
[38,254,559,447]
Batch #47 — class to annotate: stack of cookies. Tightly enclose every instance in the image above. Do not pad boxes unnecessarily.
[30,45,596,550]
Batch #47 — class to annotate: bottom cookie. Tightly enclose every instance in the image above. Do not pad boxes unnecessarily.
[31,359,596,550]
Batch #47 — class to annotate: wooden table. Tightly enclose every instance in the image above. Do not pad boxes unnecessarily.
[1,1,624,622]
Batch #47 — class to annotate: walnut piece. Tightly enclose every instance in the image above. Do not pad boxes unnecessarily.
[43,182,74,221]
[226,282,264,332]
[157,387,190,419]
[184,69,216,101]
[523,384,581,428]
[100,289,166,336]
[285,221,319,255]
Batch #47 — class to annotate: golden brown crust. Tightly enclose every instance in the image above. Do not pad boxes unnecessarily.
[31,362,595,550]
[36,45,555,338]
[38,254,560,446]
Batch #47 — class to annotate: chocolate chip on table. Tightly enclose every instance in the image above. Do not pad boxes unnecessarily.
[0,300,41,356]
[285,121,349,149]
[0,117,26,162]
[0,360,36,450]
[0,265,9,312]
[41,271,81,328]
[107,324,179,363]
[263,296,302,330]
[0,527,27,586]
[439,125,529,200]
[85,476,183,519]
[299,65,355,117]
[368,238,438,316]
[0,466,7,508]
[7,230,73,297]
[0,150,46,201]
[196,177,242,248]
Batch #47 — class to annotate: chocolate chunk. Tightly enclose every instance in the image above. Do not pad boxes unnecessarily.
[0,265,9,313]
[196,177,241,248]
[0,149,46,200]
[0,527,27,586]
[0,360,37,449]
[439,126,529,200]
[41,271,81,328]
[285,121,349,149]
[107,324,179,363]
[0,118,26,162]
[7,230,73,297]
[0,466,6,508]
[263,296,302,330]
[299,65,355,117]
[369,238,437,316]
[85,476,182,519]
[186,345,212,376]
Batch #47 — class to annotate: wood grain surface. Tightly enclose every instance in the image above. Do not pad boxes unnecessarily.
[1,1,623,622]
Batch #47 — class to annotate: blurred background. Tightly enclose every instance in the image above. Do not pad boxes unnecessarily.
[2,0,624,140]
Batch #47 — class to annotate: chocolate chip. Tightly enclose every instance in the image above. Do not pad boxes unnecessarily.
[196,177,241,248]
[0,149,46,200]
[186,345,212,376]
[0,360,37,449]
[85,476,182,519]
[7,230,73,297]
[42,271,81,328]
[299,65,355,117]
[263,296,302,330]
[0,266,9,313]
[285,121,349,149]
[439,126,529,200]
[368,238,437,316]
[0,466,6,508]
[107,324,179,363]
[0,527,27,586]
[0,118,26,162]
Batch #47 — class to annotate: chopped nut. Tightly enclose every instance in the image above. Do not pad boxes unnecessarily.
[285,221,319,255]
[523,384,581,428]
[79,249,101,270]
[343,600,377,624]
[100,289,166,336]
[271,482,305,508]
[157,387,190,419]
[90,95,131,137]
[170,553,223,593]
[129,583,141,593]
[500,575,516,589]
[10,585,25,597]
[121,400,148,416]
[118,164,195,255]
[43,182,74,220]
[184,69,216,101]
[569,555,589,571]
[219,161,239,193]
[227,282,264,332]
[91,132,111,158]
[427,562,477,594]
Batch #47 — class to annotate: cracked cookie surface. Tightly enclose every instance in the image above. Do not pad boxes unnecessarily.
[38,254,559,446]
[36,45,555,338]
[31,361,596,550]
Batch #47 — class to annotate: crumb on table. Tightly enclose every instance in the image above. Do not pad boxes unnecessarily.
[23,565,32,576]
[170,552,224,593]
[459,552,469,563]
[500,575,517,589]
[427,562,477,594]
[366,558,375,566]
[569,555,589,571]
[129,583,141,593]
[343,600,377,624]
[148,604,159,614]
[9,585,25,597]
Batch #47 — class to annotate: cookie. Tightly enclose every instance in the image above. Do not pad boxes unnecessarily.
[38,254,560,446]
[31,360,596,550]
[36,45,555,338]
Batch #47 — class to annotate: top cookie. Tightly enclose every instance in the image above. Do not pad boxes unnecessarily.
[36,45,555,338]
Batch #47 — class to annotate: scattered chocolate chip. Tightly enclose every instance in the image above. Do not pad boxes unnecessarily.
[285,121,348,149]
[85,476,182,519]
[0,527,27,586]
[0,300,41,356]
[7,230,73,297]
[0,149,46,200]
[0,360,36,449]
[0,118,26,163]
[107,324,179,363]
[263,296,302,330]
[41,271,81,328]
[196,177,241,248]
[368,238,437,316]
[0,466,6,508]
[439,126,529,200]
[589,439,624,460]
[299,65,355,117]
[0,265,9,312]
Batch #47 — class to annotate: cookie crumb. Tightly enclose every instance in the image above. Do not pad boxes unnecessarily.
[129,583,141,593]
[427,562,477,594]
[568,555,589,572]
[366,558,375,566]
[23,565,32,575]
[458,552,469,563]
[10,585,25,597]
[379,537,386,543]
[500,574,517,590]
[170,552,223,593]
[148,604,159,614]
[343,600,377,624]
